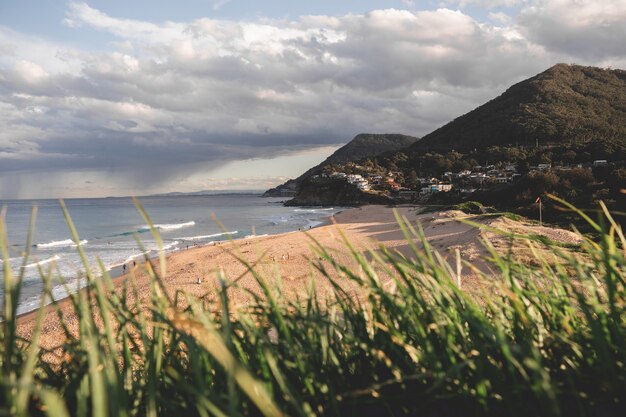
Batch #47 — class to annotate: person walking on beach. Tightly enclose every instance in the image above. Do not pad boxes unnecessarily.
[122,264,127,273]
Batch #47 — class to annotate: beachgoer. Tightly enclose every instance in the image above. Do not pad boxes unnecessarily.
[122,264,126,272]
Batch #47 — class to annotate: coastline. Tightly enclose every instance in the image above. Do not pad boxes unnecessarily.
[17,205,417,345]
[16,204,584,348]
[15,206,344,322]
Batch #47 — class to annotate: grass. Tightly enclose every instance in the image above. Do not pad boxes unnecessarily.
[453,201,485,214]
[0,197,625,416]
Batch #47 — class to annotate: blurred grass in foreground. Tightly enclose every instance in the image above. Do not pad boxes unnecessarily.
[0,196,625,417]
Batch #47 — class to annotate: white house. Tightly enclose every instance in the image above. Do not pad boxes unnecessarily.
[346,174,364,184]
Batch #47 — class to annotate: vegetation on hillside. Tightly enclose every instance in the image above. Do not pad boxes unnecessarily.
[1,199,625,416]
[411,64,626,152]
[371,141,626,220]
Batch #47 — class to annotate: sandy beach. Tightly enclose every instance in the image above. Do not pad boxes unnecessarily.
[16,204,583,350]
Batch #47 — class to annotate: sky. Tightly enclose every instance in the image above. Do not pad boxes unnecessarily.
[1,1,625,199]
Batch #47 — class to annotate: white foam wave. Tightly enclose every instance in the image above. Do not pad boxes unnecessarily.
[178,231,238,241]
[0,256,22,265]
[36,239,87,249]
[293,208,335,212]
[161,241,180,251]
[244,234,269,239]
[121,251,150,265]
[21,255,61,269]
[142,221,196,231]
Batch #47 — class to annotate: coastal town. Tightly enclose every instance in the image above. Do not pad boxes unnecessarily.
[293,159,611,201]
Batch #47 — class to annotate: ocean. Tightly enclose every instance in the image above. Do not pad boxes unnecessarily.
[0,193,343,315]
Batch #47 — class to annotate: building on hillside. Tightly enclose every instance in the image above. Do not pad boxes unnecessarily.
[460,188,477,194]
[398,189,419,198]
[435,183,453,192]
[355,180,370,191]
[346,174,364,184]
[369,175,383,185]
[469,174,487,185]
[421,183,453,195]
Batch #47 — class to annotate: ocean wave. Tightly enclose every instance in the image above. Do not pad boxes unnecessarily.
[140,221,196,231]
[177,231,238,241]
[36,239,88,249]
[244,234,269,239]
[111,229,150,237]
[161,241,180,251]
[106,241,180,270]
[16,278,85,316]
[293,208,335,213]
[21,255,61,269]
[120,250,151,265]
[0,256,22,265]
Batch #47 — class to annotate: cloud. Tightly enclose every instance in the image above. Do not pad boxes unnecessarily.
[1,1,625,197]
[488,11,512,24]
[518,0,626,59]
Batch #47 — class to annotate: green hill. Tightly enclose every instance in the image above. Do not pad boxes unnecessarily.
[411,64,626,152]
[264,133,418,196]
[317,133,419,167]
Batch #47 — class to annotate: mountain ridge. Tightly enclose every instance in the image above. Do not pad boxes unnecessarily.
[410,64,626,152]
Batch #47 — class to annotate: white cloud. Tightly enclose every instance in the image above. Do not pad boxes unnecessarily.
[63,2,186,43]
[518,0,626,59]
[488,11,512,24]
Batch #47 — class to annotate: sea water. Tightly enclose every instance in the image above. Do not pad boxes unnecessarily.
[0,193,343,315]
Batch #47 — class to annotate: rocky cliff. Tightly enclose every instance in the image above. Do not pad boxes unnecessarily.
[285,178,393,206]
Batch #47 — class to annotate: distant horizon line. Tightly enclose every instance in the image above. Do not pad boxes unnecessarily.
[0,189,270,202]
